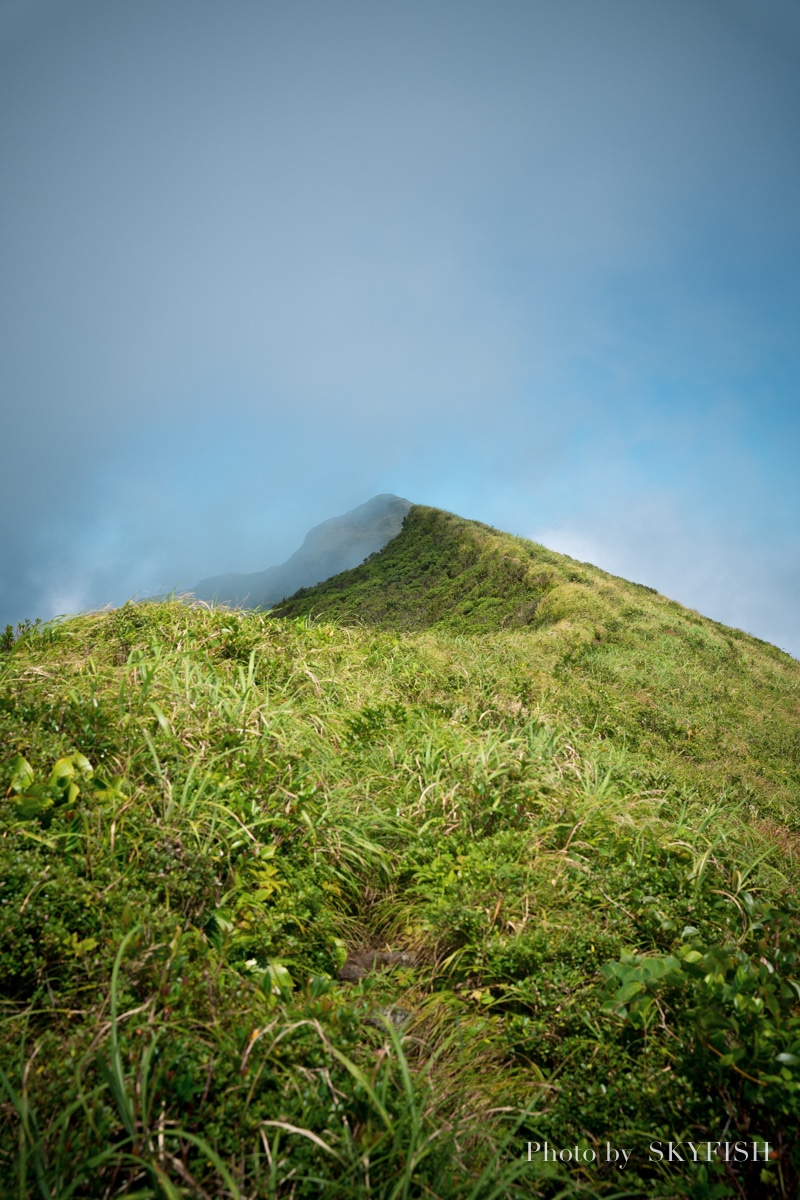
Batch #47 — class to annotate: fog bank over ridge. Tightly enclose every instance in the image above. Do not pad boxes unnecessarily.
[0,1,797,655]
[191,494,411,610]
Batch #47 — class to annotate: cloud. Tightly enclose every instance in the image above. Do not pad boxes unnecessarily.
[0,0,798,658]
[536,509,800,658]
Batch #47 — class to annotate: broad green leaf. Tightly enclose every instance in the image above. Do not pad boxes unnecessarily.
[11,793,54,822]
[332,937,348,969]
[7,755,35,793]
[615,980,644,1003]
[71,933,99,957]
[72,752,93,775]
[50,756,77,783]
[263,961,293,998]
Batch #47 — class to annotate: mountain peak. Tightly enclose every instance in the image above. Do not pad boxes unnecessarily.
[269,503,742,644]
[191,494,411,609]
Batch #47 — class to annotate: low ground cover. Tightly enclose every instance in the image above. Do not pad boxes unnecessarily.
[2,509,799,1197]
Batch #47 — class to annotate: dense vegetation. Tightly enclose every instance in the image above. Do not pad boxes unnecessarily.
[2,506,799,1198]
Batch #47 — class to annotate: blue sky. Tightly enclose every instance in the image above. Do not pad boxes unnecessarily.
[1,0,799,653]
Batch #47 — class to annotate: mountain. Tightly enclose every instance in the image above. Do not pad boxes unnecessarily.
[1,501,799,1197]
[191,493,410,608]
[270,500,758,632]
[274,502,800,809]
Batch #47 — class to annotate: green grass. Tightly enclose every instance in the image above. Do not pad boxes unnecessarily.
[1,505,799,1197]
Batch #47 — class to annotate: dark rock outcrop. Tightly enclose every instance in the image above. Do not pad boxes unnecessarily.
[337,950,417,983]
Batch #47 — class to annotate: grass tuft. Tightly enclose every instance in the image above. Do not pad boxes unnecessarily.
[1,507,799,1196]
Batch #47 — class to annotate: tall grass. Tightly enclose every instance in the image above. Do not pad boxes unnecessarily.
[1,532,799,1197]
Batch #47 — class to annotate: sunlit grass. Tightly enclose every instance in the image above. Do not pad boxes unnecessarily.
[1,505,799,1196]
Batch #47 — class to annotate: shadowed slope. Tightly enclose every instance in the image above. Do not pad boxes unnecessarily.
[270,505,573,630]
[270,503,772,643]
[192,493,411,609]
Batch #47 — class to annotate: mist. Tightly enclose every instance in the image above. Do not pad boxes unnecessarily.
[1,0,798,654]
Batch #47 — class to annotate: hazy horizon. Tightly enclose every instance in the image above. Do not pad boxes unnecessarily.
[2,0,798,655]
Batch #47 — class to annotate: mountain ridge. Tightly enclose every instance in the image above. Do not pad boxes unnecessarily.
[272,502,786,648]
[2,500,799,1194]
[270,503,800,825]
[191,493,411,609]
[1,494,800,1190]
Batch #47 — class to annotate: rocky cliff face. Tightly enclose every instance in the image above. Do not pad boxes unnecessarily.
[191,494,411,609]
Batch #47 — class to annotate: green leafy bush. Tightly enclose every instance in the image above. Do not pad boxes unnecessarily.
[1,507,800,1195]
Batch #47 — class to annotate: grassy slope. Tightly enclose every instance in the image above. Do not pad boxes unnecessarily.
[1,506,799,1198]
[276,506,800,828]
